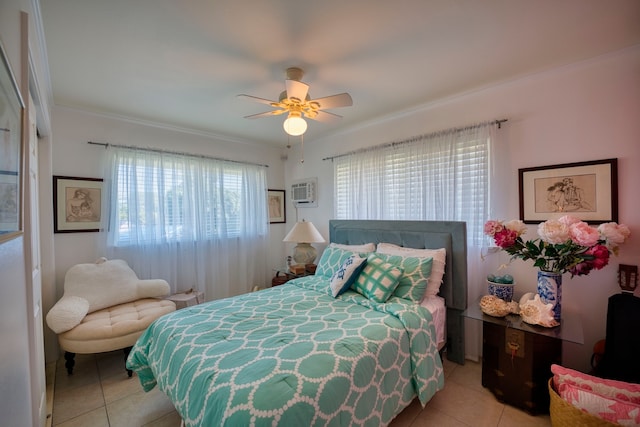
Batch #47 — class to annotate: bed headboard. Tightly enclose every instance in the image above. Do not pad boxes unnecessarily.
[329,220,468,364]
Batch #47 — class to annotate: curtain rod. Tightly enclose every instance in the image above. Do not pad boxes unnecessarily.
[322,119,507,162]
[87,141,269,168]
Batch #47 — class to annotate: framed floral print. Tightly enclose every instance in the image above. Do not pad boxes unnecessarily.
[519,158,617,224]
[268,189,286,224]
[53,176,104,233]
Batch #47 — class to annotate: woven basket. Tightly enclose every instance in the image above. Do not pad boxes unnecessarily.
[548,378,619,427]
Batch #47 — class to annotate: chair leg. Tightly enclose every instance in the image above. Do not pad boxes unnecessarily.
[123,346,133,377]
[64,351,76,375]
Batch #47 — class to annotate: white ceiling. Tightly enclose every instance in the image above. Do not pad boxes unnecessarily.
[40,0,640,147]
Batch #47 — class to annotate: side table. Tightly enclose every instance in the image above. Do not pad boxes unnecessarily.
[166,289,204,309]
[463,299,583,414]
[271,265,314,287]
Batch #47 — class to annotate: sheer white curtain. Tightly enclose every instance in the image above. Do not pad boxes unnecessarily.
[102,146,269,300]
[334,122,499,359]
[335,123,495,243]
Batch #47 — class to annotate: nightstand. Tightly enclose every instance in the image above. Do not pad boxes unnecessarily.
[271,266,314,287]
[464,300,583,414]
[166,290,204,309]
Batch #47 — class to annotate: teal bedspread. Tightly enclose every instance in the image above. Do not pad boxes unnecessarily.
[127,276,444,426]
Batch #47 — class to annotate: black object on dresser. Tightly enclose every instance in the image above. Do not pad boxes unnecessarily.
[597,293,640,383]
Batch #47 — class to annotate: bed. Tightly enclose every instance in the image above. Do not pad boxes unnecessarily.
[127,220,468,426]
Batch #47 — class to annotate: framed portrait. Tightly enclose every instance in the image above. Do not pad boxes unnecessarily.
[268,189,286,224]
[0,40,25,243]
[519,158,617,224]
[53,176,104,233]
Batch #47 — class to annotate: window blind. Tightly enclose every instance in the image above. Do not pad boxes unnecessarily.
[334,123,494,246]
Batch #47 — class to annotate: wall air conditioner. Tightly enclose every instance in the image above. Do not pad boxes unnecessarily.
[291,178,317,208]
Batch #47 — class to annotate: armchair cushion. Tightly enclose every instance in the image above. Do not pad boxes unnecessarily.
[57,298,176,354]
[46,257,170,334]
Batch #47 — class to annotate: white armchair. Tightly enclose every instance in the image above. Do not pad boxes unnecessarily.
[46,257,176,376]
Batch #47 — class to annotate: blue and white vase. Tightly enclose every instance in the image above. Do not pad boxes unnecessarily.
[487,281,515,302]
[537,271,562,322]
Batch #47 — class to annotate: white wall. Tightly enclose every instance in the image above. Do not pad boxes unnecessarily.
[284,46,640,372]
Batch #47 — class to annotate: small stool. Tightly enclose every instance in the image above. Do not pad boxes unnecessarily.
[166,290,204,309]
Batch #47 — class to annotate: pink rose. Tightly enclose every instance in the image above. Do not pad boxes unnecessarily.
[571,245,610,276]
[587,245,610,270]
[569,222,600,247]
[570,262,593,276]
[558,215,582,227]
[493,228,518,248]
[484,220,503,237]
[538,219,570,244]
[504,220,527,237]
[598,222,631,246]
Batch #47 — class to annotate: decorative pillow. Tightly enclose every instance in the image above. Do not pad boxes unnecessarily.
[352,255,403,303]
[329,242,376,253]
[371,253,433,303]
[552,364,640,425]
[316,246,358,278]
[377,244,446,297]
[552,364,640,403]
[329,255,367,297]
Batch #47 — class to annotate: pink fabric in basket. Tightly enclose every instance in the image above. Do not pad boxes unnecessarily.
[552,364,640,425]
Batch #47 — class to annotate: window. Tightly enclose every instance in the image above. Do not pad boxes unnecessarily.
[103,146,270,298]
[334,123,495,246]
[107,147,268,247]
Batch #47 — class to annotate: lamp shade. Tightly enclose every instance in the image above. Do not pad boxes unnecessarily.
[283,220,325,265]
[283,115,307,136]
[283,220,325,243]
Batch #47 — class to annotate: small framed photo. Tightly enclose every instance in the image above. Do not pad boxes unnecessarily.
[268,189,286,224]
[53,176,104,233]
[519,158,617,224]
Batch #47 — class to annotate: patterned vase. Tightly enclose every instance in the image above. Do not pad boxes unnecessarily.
[537,270,562,322]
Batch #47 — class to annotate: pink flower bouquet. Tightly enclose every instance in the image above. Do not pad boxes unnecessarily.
[484,215,630,277]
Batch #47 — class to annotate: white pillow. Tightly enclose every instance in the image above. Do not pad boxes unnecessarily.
[329,242,376,253]
[329,255,367,297]
[376,243,446,297]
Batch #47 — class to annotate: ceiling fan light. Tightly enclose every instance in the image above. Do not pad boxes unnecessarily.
[283,115,307,136]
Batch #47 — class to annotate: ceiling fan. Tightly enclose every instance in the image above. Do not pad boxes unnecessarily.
[238,67,353,136]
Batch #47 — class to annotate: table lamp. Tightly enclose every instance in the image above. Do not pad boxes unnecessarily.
[283,219,325,266]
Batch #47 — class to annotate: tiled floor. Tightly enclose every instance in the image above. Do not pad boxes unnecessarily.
[49,351,551,426]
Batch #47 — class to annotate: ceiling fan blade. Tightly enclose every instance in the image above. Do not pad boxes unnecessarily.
[307,110,343,123]
[285,79,309,102]
[244,110,286,119]
[309,93,353,109]
[237,94,277,106]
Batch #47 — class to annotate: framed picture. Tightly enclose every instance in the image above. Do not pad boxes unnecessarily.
[53,176,104,233]
[519,158,617,224]
[268,189,286,224]
[0,40,25,243]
